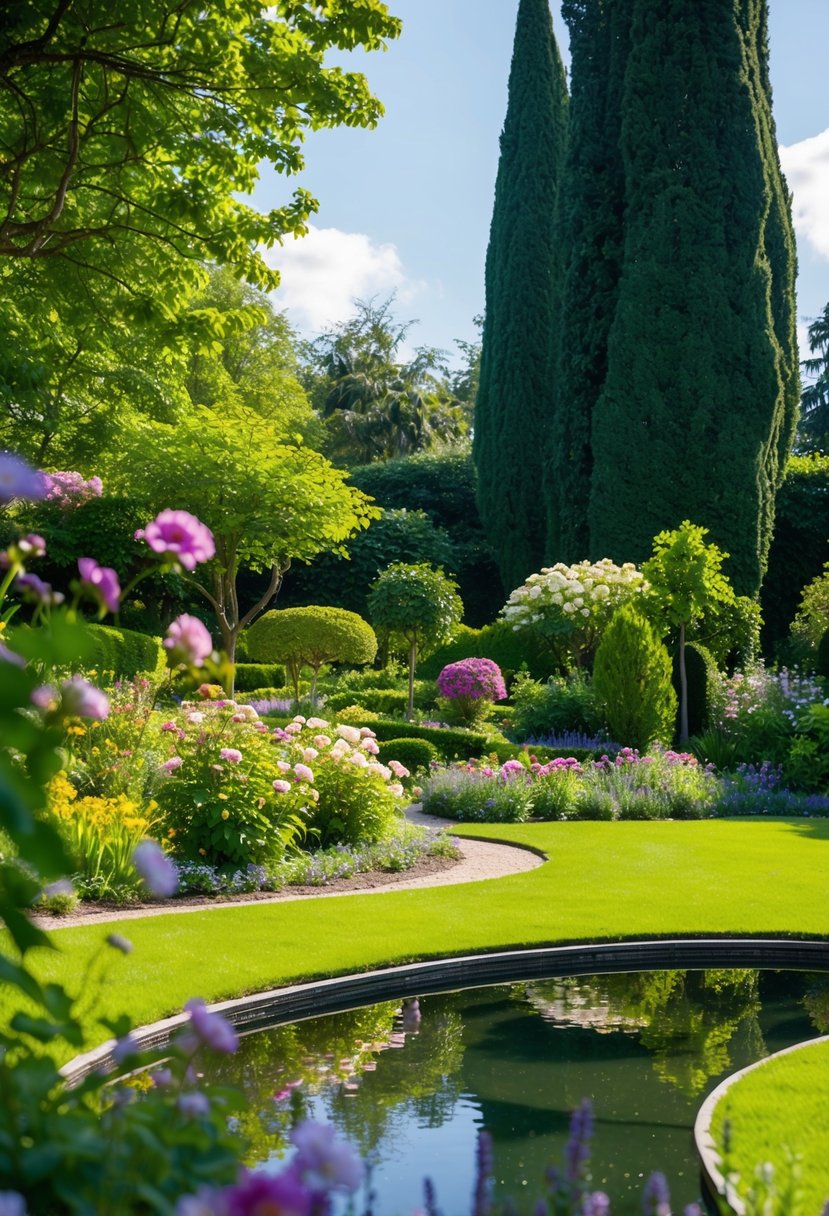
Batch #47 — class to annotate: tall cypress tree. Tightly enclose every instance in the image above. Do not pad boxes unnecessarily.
[473,0,568,594]
[546,0,631,563]
[586,0,798,596]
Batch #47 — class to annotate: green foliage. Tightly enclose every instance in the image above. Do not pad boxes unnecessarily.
[280,507,454,620]
[232,663,288,693]
[791,562,829,652]
[689,595,762,672]
[367,719,492,763]
[418,621,557,682]
[584,1,798,597]
[325,689,409,717]
[784,705,829,793]
[671,643,718,740]
[593,606,677,751]
[375,737,438,778]
[246,606,377,700]
[110,407,379,665]
[509,670,605,741]
[368,563,463,718]
[305,751,399,849]
[763,455,829,655]
[85,624,165,680]
[474,0,569,590]
[347,450,505,628]
[302,297,468,463]
[817,629,829,680]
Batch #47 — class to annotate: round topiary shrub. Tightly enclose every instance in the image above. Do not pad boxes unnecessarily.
[436,657,507,727]
[245,606,377,700]
[376,737,439,781]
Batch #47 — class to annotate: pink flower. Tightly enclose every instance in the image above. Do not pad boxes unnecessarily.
[272,780,291,794]
[184,999,238,1054]
[164,614,213,665]
[77,557,121,613]
[291,1119,364,1192]
[220,1170,312,1216]
[220,748,242,763]
[136,510,215,571]
[0,452,46,504]
[161,720,179,732]
[42,470,102,508]
[294,763,314,783]
[17,533,46,557]
[60,676,109,720]
[162,756,183,772]
[31,684,57,710]
[132,840,178,897]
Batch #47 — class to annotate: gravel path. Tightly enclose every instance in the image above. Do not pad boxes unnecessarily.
[36,808,545,930]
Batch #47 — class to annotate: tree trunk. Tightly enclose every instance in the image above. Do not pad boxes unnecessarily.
[407,639,417,721]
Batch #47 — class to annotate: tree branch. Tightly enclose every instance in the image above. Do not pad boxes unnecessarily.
[238,563,287,632]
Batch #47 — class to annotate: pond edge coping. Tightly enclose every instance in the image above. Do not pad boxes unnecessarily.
[62,936,829,1087]
[694,1030,829,1215]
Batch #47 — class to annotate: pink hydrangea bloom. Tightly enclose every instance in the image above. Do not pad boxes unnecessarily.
[437,657,507,702]
[294,763,314,783]
[135,510,215,571]
[272,779,292,794]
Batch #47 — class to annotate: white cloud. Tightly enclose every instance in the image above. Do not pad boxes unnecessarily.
[264,225,424,333]
[780,128,829,262]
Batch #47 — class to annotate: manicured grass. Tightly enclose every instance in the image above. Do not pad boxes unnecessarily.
[710,1038,829,1214]
[23,818,829,1052]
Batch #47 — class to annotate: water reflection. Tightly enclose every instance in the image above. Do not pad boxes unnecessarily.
[204,971,821,1214]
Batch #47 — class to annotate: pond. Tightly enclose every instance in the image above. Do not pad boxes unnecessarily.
[203,969,828,1214]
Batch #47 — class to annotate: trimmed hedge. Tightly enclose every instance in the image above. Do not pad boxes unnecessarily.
[324,689,409,717]
[233,663,287,692]
[376,737,439,776]
[85,624,165,679]
[366,719,491,761]
[418,621,557,682]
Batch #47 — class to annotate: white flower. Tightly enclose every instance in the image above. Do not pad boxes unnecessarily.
[336,724,361,745]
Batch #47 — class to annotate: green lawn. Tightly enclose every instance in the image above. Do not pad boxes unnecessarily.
[710,1038,829,1215]
[26,818,829,1041]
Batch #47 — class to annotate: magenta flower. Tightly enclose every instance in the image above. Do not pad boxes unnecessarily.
[183,999,239,1054]
[77,557,121,614]
[136,510,215,571]
[161,756,184,772]
[0,453,46,505]
[219,748,243,763]
[42,470,102,509]
[291,1119,364,1192]
[221,1170,312,1216]
[164,614,214,665]
[437,657,507,702]
[132,840,178,897]
[60,676,110,720]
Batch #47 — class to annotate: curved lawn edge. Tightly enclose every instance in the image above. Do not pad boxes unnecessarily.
[694,1033,829,1215]
[64,937,829,1086]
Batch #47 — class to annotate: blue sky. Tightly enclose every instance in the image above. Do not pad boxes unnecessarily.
[255,1,829,367]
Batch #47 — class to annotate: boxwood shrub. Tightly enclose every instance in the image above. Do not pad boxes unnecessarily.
[376,737,439,777]
[85,624,165,679]
[233,662,287,692]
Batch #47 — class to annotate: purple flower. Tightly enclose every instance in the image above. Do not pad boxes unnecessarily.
[583,1195,611,1215]
[112,1033,141,1064]
[15,573,64,605]
[642,1172,671,1216]
[291,1119,364,1192]
[42,470,102,509]
[164,614,214,665]
[0,453,46,505]
[60,676,110,720]
[133,840,178,897]
[0,643,25,668]
[175,1189,229,1216]
[136,510,215,571]
[0,1191,28,1216]
[221,1171,312,1216]
[437,657,507,702]
[220,748,242,763]
[178,1091,211,1118]
[162,756,184,772]
[17,533,46,557]
[184,999,239,1054]
[77,557,121,614]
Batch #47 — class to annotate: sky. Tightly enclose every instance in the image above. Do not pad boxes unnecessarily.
[253,0,829,367]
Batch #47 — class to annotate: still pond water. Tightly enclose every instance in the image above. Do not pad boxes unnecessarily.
[205,969,827,1214]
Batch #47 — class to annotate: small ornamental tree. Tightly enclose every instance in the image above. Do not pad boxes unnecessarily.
[245,606,377,702]
[501,559,648,670]
[642,521,736,744]
[367,563,463,720]
[592,604,677,752]
[437,657,507,727]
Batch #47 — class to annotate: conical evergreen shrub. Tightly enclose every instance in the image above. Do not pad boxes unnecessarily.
[593,604,677,752]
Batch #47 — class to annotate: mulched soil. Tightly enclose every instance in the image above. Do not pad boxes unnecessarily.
[34,853,462,928]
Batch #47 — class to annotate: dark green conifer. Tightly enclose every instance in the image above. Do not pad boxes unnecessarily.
[586,0,798,595]
[473,0,568,593]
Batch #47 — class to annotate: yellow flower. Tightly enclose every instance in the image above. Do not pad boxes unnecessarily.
[217,792,228,801]
[221,809,230,820]
[198,847,206,856]
[168,828,177,838]
[66,725,87,737]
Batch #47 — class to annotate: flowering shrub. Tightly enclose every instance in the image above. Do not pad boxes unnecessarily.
[153,700,305,867]
[62,676,162,801]
[42,469,103,508]
[47,772,157,900]
[270,717,408,847]
[437,656,507,727]
[501,558,648,669]
[421,748,719,823]
[708,665,827,766]
[510,669,606,740]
